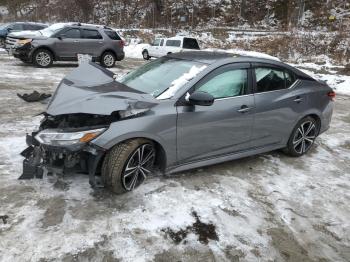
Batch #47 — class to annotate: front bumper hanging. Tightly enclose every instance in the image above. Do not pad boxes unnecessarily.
[19,133,105,188]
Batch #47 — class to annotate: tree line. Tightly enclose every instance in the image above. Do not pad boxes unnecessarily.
[0,0,349,31]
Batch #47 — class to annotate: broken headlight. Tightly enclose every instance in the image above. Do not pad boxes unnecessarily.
[35,128,106,146]
[17,38,32,46]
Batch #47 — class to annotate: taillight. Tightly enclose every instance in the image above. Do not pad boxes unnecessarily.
[328,91,336,101]
[119,40,125,48]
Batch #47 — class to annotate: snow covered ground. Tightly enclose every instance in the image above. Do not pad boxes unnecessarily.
[0,53,349,262]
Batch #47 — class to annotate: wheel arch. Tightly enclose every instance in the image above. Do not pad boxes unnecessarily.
[96,135,168,172]
[100,49,117,59]
[32,46,57,60]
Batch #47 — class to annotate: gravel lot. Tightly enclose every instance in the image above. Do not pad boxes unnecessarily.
[0,52,349,262]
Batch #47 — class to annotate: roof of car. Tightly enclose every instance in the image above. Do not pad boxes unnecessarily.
[11,22,47,25]
[167,51,315,80]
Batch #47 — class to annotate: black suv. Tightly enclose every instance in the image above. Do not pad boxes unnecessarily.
[6,23,125,68]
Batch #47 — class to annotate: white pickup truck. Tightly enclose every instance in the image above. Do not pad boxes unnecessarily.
[142,36,200,60]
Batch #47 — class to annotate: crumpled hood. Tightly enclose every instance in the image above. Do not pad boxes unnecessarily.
[47,62,158,116]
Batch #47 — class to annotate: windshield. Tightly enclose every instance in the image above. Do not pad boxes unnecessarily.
[0,23,10,30]
[39,23,68,37]
[118,57,206,99]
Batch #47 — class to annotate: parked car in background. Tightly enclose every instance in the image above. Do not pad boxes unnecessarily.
[0,22,47,47]
[142,36,200,60]
[21,51,334,194]
[6,23,125,68]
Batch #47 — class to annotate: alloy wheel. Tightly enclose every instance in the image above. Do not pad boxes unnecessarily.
[103,54,115,67]
[122,144,155,191]
[293,120,317,154]
[36,52,51,67]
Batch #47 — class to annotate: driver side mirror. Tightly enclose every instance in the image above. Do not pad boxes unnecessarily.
[57,34,65,40]
[188,91,214,106]
[7,28,12,32]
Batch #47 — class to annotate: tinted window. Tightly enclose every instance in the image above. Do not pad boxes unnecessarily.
[183,38,200,49]
[166,40,181,47]
[255,67,286,93]
[63,28,81,38]
[104,30,121,40]
[285,71,296,88]
[160,39,164,46]
[196,68,248,99]
[83,29,102,39]
[10,23,23,30]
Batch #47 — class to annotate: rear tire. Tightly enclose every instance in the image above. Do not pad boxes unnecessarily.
[102,139,156,194]
[33,49,53,68]
[100,51,116,68]
[142,50,150,60]
[284,116,319,157]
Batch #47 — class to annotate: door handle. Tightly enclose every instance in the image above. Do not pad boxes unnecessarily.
[237,105,250,113]
[74,40,79,43]
[294,96,303,103]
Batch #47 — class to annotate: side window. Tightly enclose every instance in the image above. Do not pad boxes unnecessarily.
[104,30,121,40]
[11,23,23,30]
[255,67,286,93]
[166,40,181,47]
[285,70,296,88]
[152,39,160,46]
[195,68,248,99]
[23,24,33,30]
[183,38,200,49]
[83,29,102,39]
[63,28,81,39]
[160,39,164,46]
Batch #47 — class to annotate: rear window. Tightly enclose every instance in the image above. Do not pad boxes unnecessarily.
[104,30,121,40]
[183,38,200,49]
[83,29,103,39]
[166,40,181,47]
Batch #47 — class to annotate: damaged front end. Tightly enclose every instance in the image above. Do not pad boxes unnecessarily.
[20,62,158,187]
[20,114,113,187]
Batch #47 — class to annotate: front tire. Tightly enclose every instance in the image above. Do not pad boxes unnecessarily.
[102,139,156,194]
[142,50,150,60]
[33,49,53,68]
[100,51,116,68]
[284,116,319,157]
[0,37,5,47]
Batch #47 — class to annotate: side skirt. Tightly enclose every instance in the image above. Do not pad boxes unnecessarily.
[166,143,285,175]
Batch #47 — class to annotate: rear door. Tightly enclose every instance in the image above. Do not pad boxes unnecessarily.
[55,28,81,59]
[80,28,104,58]
[176,63,255,164]
[251,63,303,148]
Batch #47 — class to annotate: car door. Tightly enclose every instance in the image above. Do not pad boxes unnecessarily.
[176,63,255,164]
[251,63,304,148]
[79,29,104,58]
[55,28,81,59]
[148,38,161,57]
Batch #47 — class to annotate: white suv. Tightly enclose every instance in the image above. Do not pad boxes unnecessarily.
[142,36,200,60]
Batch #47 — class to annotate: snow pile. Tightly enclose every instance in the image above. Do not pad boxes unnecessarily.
[157,65,207,100]
[124,44,149,59]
